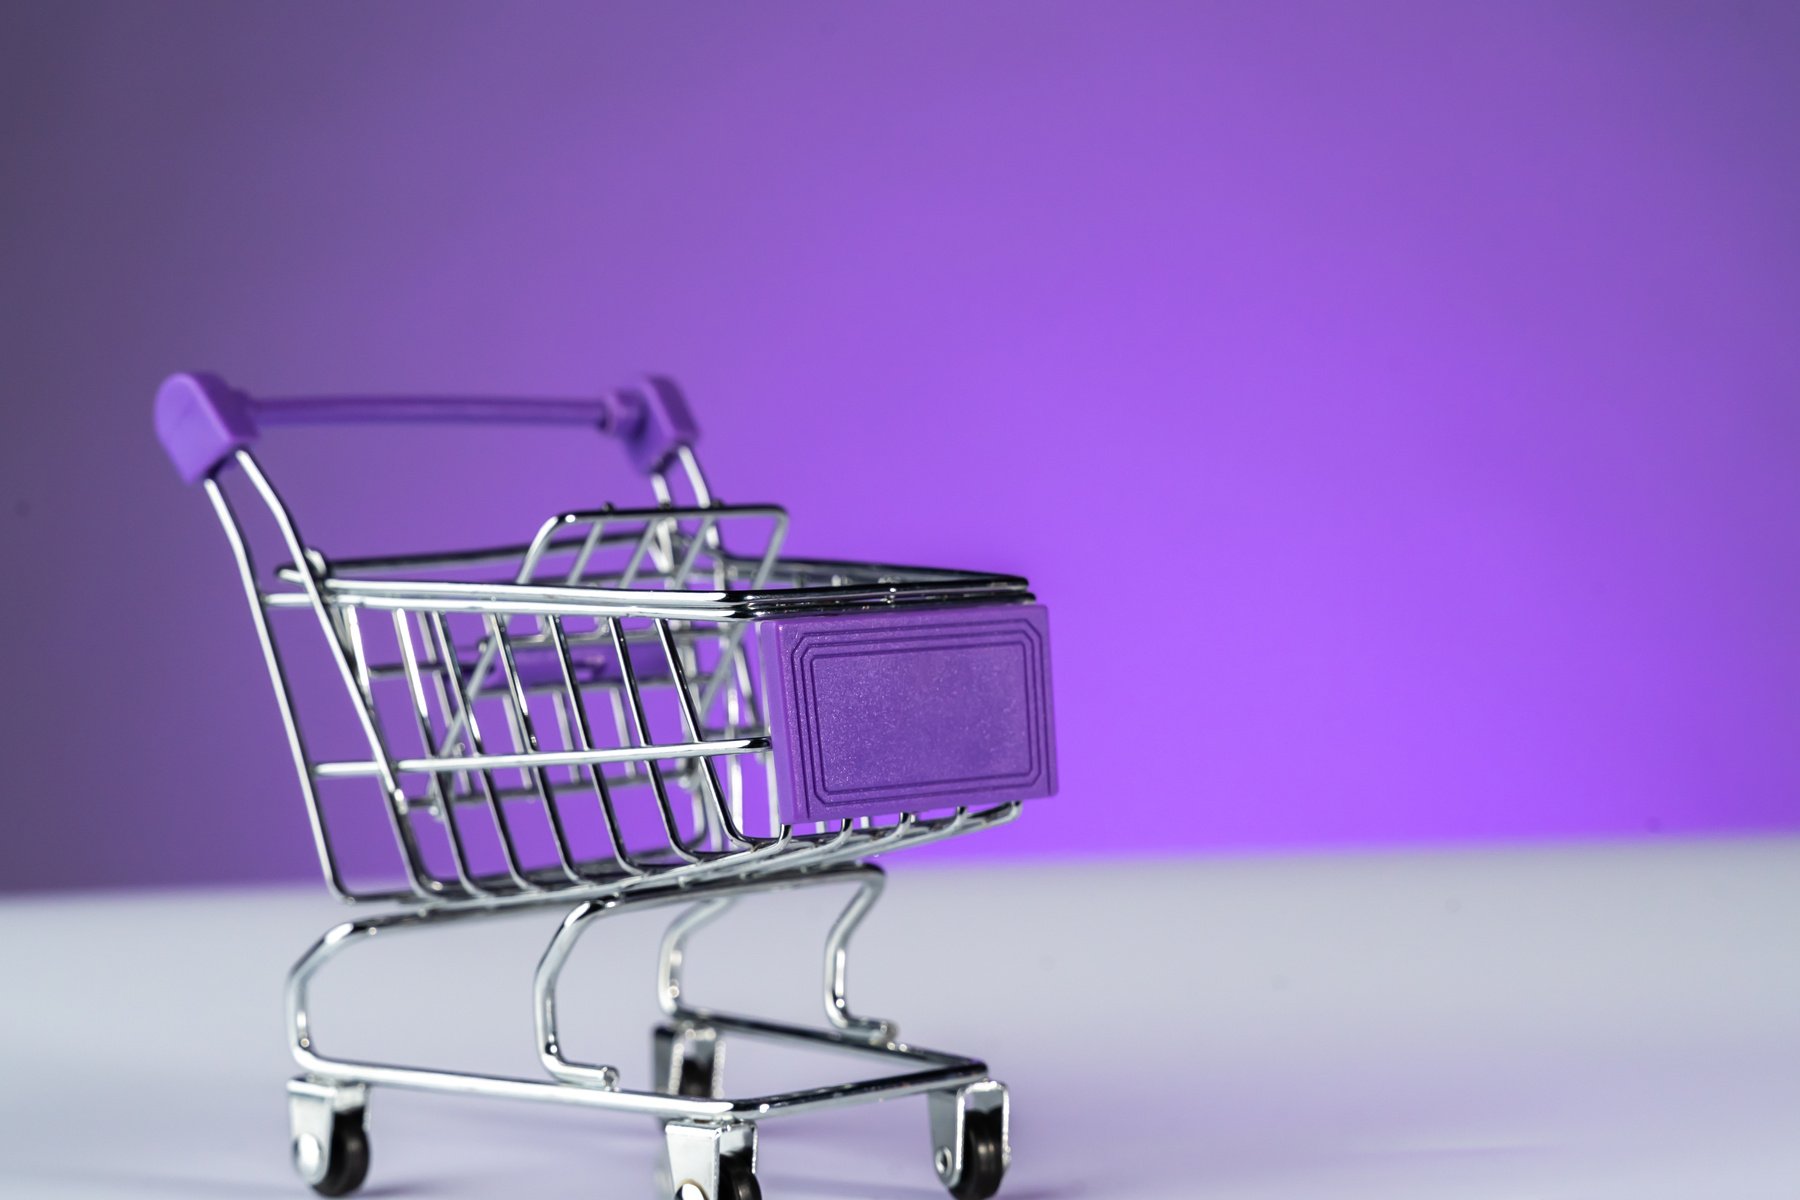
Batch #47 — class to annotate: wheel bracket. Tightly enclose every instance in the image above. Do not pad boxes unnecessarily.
[928,1080,1010,1194]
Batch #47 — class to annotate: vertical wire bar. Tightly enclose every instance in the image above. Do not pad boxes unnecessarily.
[652,618,763,849]
[565,513,610,586]
[392,608,487,896]
[658,512,722,843]
[665,511,719,590]
[485,612,583,884]
[341,606,379,705]
[606,689,640,782]
[695,510,786,714]
[511,515,571,587]
[724,670,746,836]
[340,606,440,887]
[660,511,719,844]
[427,612,536,891]
[234,453,440,900]
[647,473,682,572]
[545,615,642,877]
[765,749,781,836]
[432,635,500,758]
[555,513,610,805]
[418,628,475,803]
[607,615,702,864]
[695,547,737,728]
[550,694,579,785]
[674,446,712,505]
[617,516,664,590]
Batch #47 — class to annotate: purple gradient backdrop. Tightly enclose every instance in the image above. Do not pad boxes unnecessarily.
[2,1,1797,892]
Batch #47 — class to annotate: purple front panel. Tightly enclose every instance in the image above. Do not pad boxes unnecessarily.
[760,605,1056,823]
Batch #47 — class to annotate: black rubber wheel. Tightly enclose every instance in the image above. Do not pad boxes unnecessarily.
[715,1157,762,1200]
[946,1110,1005,1200]
[676,1051,715,1098]
[310,1112,371,1198]
[654,1023,718,1099]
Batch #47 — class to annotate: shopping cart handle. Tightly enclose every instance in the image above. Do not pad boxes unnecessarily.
[153,372,699,484]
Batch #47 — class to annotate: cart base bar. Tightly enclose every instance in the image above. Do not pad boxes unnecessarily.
[284,862,1013,1199]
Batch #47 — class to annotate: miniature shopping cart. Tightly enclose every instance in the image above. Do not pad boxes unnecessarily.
[155,372,1056,1200]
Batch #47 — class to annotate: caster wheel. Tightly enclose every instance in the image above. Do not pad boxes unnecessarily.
[654,1022,720,1099]
[946,1109,1005,1200]
[298,1109,370,1197]
[716,1157,762,1200]
[672,1156,759,1200]
[676,1051,714,1099]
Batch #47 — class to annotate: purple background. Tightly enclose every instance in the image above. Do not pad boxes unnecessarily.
[3,1,1797,892]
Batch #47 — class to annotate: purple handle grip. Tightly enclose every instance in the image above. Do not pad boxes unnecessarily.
[154,372,699,483]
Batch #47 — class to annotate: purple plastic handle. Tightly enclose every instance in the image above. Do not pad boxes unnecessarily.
[153,372,699,483]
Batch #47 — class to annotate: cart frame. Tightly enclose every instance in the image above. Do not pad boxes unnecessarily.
[157,372,1041,1200]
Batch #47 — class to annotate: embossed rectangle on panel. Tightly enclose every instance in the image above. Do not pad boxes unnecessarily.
[760,605,1056,823]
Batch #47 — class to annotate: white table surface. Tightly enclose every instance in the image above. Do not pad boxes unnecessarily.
[2,838,1796,1199]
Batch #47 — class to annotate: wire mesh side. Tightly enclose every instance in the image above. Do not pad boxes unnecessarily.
[209,457,1021,905]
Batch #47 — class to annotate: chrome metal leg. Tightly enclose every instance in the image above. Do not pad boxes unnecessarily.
[657,897,737,1017]
[819,866,896,1042]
